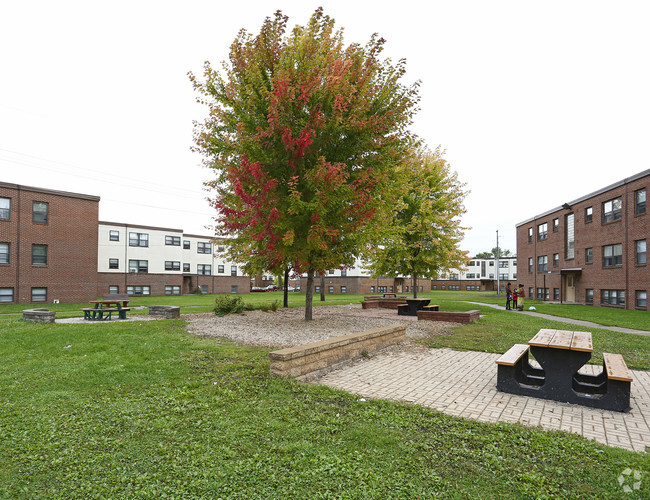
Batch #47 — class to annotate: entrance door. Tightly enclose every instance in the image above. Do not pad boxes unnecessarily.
[565,274,576,302]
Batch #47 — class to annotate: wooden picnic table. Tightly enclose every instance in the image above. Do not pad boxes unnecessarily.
[397,298,431,316]
[496,329,632,412]
[83,298,132,321]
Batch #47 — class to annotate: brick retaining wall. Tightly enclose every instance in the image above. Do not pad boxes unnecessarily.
[269,324,407,380]
[417,310,481,324]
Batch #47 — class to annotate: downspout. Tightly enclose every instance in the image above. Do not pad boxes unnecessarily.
[624,180,629,310]
[16,186,21,303]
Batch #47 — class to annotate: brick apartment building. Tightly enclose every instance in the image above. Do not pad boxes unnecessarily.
[0,182,100,303]
[516,169,648,309]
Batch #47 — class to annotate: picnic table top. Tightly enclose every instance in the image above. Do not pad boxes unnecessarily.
[528,329,593,352]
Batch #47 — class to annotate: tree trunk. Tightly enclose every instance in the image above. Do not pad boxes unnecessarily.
[412,274,418,298]
[305,268,314,321]
[320,273,325,301]
[283,267,289,308]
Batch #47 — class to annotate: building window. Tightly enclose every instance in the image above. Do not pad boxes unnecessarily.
[230,285,238,294]
[217,265,224,273]
[636,240,647,265]
[165,235,181,246]
[109,230,119,241]
[341,286,347,294]
[315,286,321,293]
[0,288,14,302]
[32,202,48,223]
[528,287,534,299]
[537,222,548,240]
[466,273,475,279]
[553,253,559,267]
[197,264,211,275]
[536,288,549,300]
[635,189,646,215]
[554,288,560,300]
[586,289,593,304]
[328,270,335,275]
[499,261,509,268]
[109,286,119,294]
[528,227,533,243]
[165,261,181,271]
[528,258,533,273]
[405,286,409,292]
[602,197,622,223]
[585,248,593,264]
[553,218,559,232]
[127,286,150,296]
[231,265,237,276]
[201,285,209,294]
[165,285,181,295]
[370,286,375,293]
[197,242,211,254]
[585,206,593,223]
[32,244,47,265]
[183,240,190,249]
[601,289,625,306]
[449,274,459,280]
[129,232,149,247]
[31,288,47,302]
[0,197,10,220]
[499,273,508,280]
[128,260,148,273]
[341,269,347,277]
[183,263,190,272]
[603,244,623,267]
[636,291,647,308]
[328,286,334,293]
[0,243,9,264]
[565,213,575,259]
[489,274,494,279]
[109,258,119,269]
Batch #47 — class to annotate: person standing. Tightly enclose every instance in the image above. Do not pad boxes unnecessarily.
[517,284,525,311]
[505,283,512,310]
[512,284,518,310]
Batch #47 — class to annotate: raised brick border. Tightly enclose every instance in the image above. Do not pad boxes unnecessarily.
[22,308,56,323]
[361,298,407,310]
[269,324,407,380]
[417,309,480,324]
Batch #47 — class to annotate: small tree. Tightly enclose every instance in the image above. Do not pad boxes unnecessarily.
[364,149,468,297]
[191,9,419,320]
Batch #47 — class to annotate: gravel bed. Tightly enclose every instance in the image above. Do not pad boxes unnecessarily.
[184,304,454,349]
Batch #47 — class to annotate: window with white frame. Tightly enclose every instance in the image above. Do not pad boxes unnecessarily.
[603,244,623,267]
[341,286,347,293]
[602,197,622,223]
[585,206,593,223]
[565,213,575,259]
[553,253,559,267]
[635,189,646,215]
[31,287,47,302]
[528,257,533,273]
[586,289,594,304]
[328,286,334,293]
[197,264,211,275]
[0,288,14,302]
[230,285,238,294]
[129,232,149,247]
[109,230,119,241]
[128,260,148,273]
[183,263,190,272]
[183,240,190,249]
[315,285,321,293]
[218,265,224,273]
[0,197,10,220]
[585,248,593,263]
[109,286,119,294]
[499,273,509,280]
[32,244,47,265]
[32,202,48,223]
[165,285,181,295]
[109,258,119,269]
[554,288,560,300]
[201,285,209,294]
[636,290,647,308]
[197,242,211,254]
[466,273,475,279]
[553,218,559,232]
[165,261,181,271]
[0,242,8,264]
[231,265,237,276]
[528,227,533,243]
[127,286,150,296]
[165,235,181,246]
[537,222,548,240]
[636,240,646,265]
[499,261,509,268]
[341,269,347,277]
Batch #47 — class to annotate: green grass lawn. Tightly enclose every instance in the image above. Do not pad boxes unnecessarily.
[1,296,649,498]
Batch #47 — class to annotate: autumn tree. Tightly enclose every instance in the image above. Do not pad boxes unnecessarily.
[190,9,420,319]
[363,149,468,298]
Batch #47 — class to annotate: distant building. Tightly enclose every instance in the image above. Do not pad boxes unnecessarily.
[431,256,518,292]
[516,169,647,309]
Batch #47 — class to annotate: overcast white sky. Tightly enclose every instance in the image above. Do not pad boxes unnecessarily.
[1,1,649,256]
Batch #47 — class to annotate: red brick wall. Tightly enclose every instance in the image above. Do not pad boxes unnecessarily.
[97,273,251,296]
[516,172,648,309]
[0,183,99,303]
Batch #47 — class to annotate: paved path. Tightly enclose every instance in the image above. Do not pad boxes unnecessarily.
[314,347,650,453]
[467,302,650,336]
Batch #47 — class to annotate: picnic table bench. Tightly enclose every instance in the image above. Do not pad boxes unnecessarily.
[397,298,430,316]
[496,329,632,412]
[84,294,132,321]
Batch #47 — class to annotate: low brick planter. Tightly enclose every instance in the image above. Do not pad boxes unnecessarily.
[269,324,407,380]
[361,301,380,309]
[23,308,56,323]
[148,305,181,319]
[417,309,481,324]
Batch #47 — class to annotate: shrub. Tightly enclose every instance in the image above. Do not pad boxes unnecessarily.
[213,295,245,316]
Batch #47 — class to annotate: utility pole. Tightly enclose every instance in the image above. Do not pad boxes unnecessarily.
[496,230,500,295]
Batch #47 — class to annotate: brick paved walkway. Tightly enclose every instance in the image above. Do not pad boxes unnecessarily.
[314,347,650,453]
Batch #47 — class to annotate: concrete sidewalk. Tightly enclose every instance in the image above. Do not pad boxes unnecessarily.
[467,302,650,336]
[314,346,650,453]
